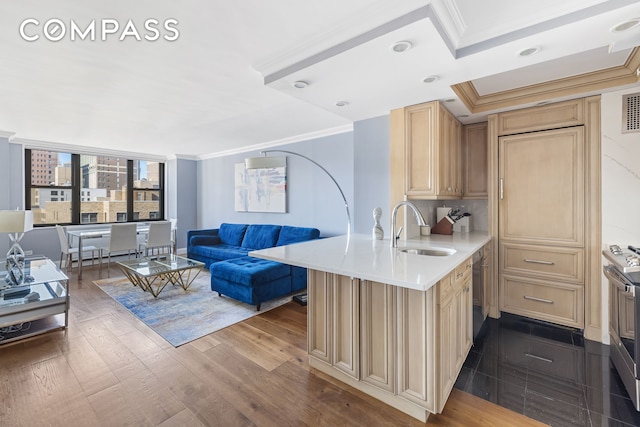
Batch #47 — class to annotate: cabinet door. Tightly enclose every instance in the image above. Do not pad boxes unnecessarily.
[397,286,437,412]
[437,272,457,412]
[332,275,360,379]
[499,127,584,246]
[361,280,395,392]
[308,269,332,363]
[459,275,473,367]
[438,108,461,197]
[406,102,437,197]
[456,262,473,372]
[463,122,488,198]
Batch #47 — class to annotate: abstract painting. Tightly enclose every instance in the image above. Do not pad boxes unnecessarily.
[234,160,287,213]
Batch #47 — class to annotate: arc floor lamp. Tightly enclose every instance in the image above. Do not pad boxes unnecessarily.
[244,150,352,235]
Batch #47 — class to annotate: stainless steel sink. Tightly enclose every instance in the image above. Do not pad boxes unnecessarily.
[399,247,456,256]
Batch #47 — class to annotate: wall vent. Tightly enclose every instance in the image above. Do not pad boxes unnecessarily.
[622,92,640,133]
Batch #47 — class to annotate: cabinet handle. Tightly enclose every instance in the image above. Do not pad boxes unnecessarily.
[524,295,554,304]
[500,178,504,200]
[525,353,553,363]
[524,258,555,265]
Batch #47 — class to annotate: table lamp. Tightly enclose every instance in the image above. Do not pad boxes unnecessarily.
[0,210,33,284]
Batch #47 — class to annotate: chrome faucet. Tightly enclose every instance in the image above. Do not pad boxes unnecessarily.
[390,201,427,247]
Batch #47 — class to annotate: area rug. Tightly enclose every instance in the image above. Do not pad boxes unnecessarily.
[94,272,296,347]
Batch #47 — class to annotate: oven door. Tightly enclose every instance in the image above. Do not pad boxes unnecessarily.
[606,264,639,376]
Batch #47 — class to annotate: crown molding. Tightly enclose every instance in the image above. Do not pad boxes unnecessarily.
[166,154,200,161]
[452,47,640,113]
[0,130,16,140]
[198,123,353,160]
[14,137,168,161]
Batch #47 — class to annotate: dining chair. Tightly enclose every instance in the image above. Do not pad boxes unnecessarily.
[139,221,172,256]
[99,223,138,277]
[56,225,98,272]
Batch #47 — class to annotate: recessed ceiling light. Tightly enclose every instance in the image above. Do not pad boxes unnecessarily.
[611,18,640,33]
[517,47,540,57]
[457,114,469,118]
[423,75,439,83]
[336,101,349,107]
[293,80,309,89]
[444,98,456,103]
[391,41,412,53]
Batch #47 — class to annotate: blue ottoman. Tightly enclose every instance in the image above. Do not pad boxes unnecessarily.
[210,256,292,310]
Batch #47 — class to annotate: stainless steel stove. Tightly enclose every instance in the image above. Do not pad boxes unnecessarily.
[603,244,640,411]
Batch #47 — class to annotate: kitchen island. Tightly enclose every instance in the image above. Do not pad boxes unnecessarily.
[250,232,490,422]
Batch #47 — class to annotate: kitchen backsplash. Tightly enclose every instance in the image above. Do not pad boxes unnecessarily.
[409,199,488,236]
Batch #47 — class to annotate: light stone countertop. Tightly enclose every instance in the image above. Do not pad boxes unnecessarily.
[249,232,491,291]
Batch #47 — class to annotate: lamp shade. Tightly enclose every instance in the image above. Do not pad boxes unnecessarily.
[0,210,33,233]
[244,156,286,169]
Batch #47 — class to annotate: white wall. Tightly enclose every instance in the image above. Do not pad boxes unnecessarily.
[601,85,640,342]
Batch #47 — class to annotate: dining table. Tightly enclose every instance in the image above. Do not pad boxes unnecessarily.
[67,224,176,279]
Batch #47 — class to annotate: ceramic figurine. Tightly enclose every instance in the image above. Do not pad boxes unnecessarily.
[372,207,384,240]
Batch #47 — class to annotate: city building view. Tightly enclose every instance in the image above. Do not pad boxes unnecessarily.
[28,150,161,224]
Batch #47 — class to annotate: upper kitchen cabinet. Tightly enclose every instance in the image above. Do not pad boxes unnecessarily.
[391,101,462,200]
[462,122,488,199]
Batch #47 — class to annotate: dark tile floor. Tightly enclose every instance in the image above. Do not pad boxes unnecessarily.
[454,308,640,427]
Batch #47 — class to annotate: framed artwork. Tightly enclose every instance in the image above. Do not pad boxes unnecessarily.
[234,159,287,213]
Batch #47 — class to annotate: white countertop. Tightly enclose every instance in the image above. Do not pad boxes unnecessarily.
[250,232,491,291]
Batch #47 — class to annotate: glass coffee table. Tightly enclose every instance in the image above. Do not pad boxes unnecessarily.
[117,254,205,297]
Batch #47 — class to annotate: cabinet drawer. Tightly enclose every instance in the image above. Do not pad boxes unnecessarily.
[501,244,583,283]
[500,275,584,328]
[454,257,473,286]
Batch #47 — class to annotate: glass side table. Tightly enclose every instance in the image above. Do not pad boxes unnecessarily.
[0,256,69,345]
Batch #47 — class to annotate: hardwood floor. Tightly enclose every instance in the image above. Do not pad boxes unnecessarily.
[0,263,546,426]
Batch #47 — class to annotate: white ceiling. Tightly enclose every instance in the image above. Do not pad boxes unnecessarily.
[1,0,639,159]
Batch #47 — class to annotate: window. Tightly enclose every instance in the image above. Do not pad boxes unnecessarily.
[25,149,165,226]
[81,212,98,223]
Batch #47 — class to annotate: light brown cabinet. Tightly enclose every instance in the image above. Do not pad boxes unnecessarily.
[462,122,488,198]
[307,260,473,421]
[393,101,463,200]
[495,100,587,329]
[438,257,472,410]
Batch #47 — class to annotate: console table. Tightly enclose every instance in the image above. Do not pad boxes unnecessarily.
[0,256,69,345]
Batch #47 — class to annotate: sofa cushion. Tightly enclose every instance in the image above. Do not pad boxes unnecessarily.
[210,256,290,287]
[276,226,320,246]
[241,224,282,250]
[219,223,248,246]
[189,235,221,247]
[190,244,248,261]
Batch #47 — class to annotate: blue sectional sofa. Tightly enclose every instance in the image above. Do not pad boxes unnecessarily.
[187,223,320,310]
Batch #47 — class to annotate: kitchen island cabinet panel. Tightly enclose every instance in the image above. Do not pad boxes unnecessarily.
[308,269,331,363]
[250,233,490,422]
[397,286,437,413]
[306,257,473,420]
[361,280,395,393]
[332,274,359,379]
